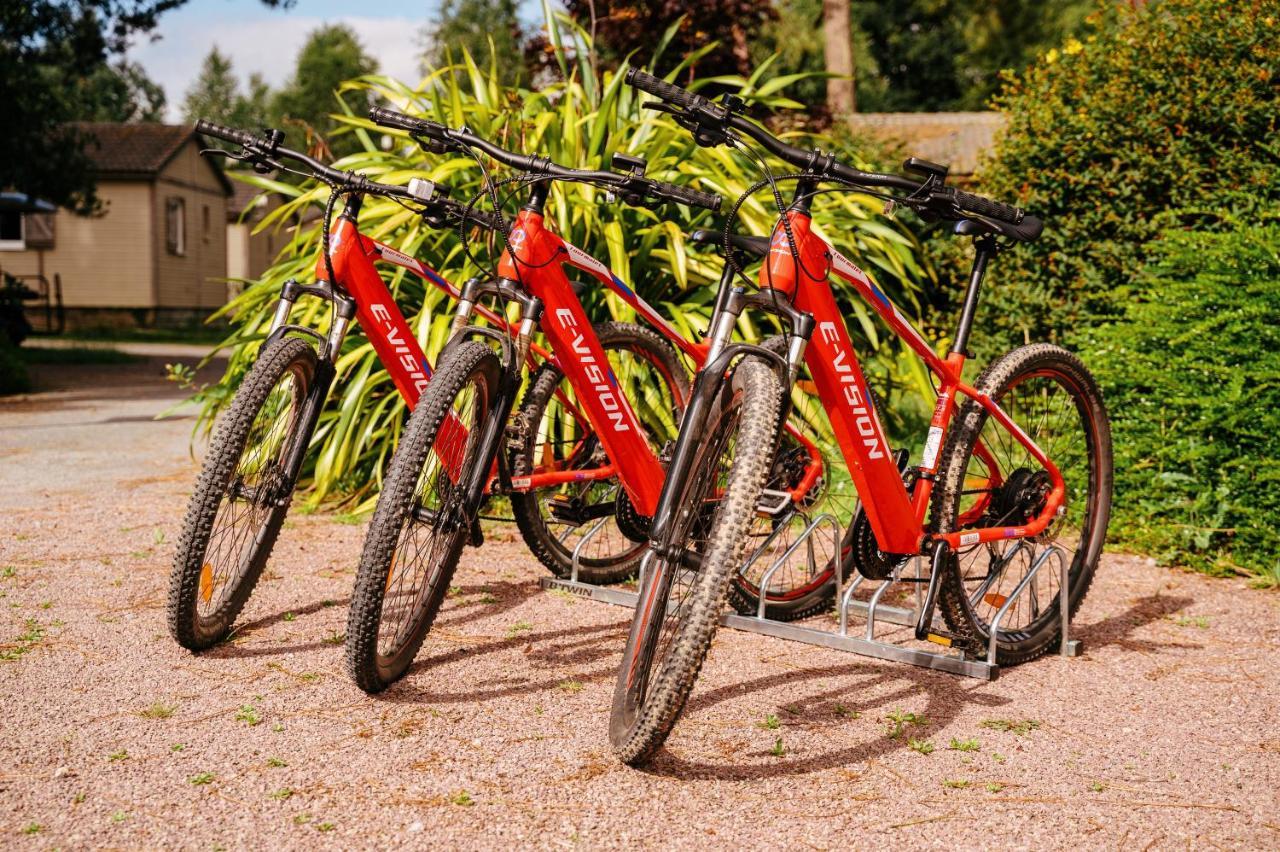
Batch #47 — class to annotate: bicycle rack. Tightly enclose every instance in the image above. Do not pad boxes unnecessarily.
[540,517,1083,681]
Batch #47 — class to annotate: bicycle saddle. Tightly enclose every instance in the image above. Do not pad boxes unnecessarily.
[688,229,771,259]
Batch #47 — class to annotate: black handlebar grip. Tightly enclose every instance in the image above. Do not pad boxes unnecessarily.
[195,119,255,147]
[625,68,703,111]
[647,179,722,213]
[368,107,449,139]
[952,188,1024,226]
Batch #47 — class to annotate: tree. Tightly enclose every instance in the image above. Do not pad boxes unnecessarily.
[2,0,289,214]
[78,61,167,122]
[822,0,854,115]
[422,0,525,85]
[181,49,272,135]
[272,25,378,157]
[536,1,777,81]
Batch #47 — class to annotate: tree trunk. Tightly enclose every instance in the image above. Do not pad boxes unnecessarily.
[822,0,855,116]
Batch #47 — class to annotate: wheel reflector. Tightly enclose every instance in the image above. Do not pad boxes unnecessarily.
[984,592,1008,608]
[199,563,214,603]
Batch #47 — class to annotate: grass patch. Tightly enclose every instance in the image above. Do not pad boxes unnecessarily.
[942,779,969,789]
[138,702,176,720]
[234,705,261,726]
[908,738,935,755]
[980,718,1040,736]
[949,737,980,752]
[322,631,345,645]
[108,749,129,762]
[21,823,42,835]
[450,790,475,807]
[757,714,782,730]
[189,772,215,785]
[266,757,288,768]
[885,710,926,739]
[270,788,293,800]
[0,618,44,661]
[20,346,141,365]
[506,620,533,637]
[770,737,786,757]
[557,679,584,693]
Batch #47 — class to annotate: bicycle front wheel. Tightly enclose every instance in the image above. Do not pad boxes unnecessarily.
[168,336,317,650]
[345,340,499,693]
[609,358,782,765]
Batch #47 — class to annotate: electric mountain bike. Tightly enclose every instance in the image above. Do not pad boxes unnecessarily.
[341,107,736,692]
[609,70,1112,764]
[167,120,507,651]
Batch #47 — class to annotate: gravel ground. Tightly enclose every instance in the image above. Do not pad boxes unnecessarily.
[1,354,1278,850]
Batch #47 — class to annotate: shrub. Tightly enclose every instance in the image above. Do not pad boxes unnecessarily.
[0,335,30,396]
[1081,224,1280,585]
[979,0,1280,347]
[195,16,934,507]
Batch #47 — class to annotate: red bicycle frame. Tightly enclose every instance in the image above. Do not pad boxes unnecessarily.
[761,209,1066,554]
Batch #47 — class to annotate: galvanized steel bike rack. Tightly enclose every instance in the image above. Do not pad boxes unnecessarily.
[540,515,1082,681]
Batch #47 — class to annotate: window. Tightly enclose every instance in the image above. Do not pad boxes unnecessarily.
[0,211,23,250]
[166,197,186,256]
[201,204,211,243]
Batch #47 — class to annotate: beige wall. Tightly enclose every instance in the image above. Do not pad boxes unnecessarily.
[153,142,228,310]
[0,182,153,308]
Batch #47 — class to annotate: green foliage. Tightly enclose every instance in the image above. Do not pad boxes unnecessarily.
[1082,226,1280,585]
[755,0,1091,114]
[183,49,273,140]
[0,336,31,396]
[272,25,379,157]
[78,60,167,122]
[425,0,526,86]
[980,0,1280,346]
[200,17,934,508]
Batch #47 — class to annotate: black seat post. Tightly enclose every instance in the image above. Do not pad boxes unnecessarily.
[951,233,998,358]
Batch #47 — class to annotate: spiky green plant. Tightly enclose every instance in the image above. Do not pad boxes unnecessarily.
[192,10,934,508]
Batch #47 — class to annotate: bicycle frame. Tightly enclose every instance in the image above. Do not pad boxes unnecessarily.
[759,207,1066,555]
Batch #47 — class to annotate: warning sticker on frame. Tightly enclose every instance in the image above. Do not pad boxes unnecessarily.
[921,426,944,469]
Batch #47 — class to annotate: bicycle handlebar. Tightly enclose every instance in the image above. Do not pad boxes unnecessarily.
[194,119,504,231]
[624,69,1042,241]
[368,107,722,213]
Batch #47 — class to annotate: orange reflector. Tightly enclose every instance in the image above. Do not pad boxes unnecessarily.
[926,633,953,647]
[984,593,1008,609]
[199,563,214,603]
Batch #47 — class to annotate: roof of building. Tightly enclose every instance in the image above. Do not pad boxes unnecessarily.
[845,112,1005,178]
[75,123,233,195]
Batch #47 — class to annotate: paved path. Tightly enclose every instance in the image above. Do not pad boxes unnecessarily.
[1,356,1277,849]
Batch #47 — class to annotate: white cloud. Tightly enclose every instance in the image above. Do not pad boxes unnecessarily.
[131,15,425,122]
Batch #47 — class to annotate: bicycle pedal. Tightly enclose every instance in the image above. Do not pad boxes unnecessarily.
[923,629,957,648]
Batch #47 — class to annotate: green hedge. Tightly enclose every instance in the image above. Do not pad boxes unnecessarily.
[0,336,30,396]
[1082,225,1280,586]
[979,0,1280,346]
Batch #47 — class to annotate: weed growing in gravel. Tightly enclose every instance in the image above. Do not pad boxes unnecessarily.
[992,752,1007,763]
[942,779,969,789]
[757,714,782,730]
[270,788,293,800]
[2,567,16,579]
[1089,781,1106,792]
[834,704,860,719]
[110,811,127,824]
[321,600,335,608]
[949,737,980,752]
[557,680,584,693]
[139,702,176,720]
[478,593,498,604]
[770,737,786,757]
[38,601,52,610]
[108,749,129,762]
[986,782,1004,793]
[272,723,285,732]
[448,586,463,598]
[129,550,149,559]
[282,612,296,622]
[235,705,261,726]
[1,618,45,661]
[189,773,215,785]
[322,631,345,645]
[548,588,577,604]
[316,822,336,832]
[450,790,475,807]
[980,718,1039,736]
[171,743,185,752]
[21,823,42,835]
[885,710,926,739]
[908,738,935,755]
[293,813,312,825]
[1174,615,1210,629]
[72,793,85,804]
[266,757,288,768]
[333,513,363,525]
[507,621,533,637]
[153,528,166,545]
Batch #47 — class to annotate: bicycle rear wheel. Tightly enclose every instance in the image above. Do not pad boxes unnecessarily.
[345,340,499,692]
[508,321,688,584]
[931,344,1112,664]
[609,358,782,765]
[168,336,317,650]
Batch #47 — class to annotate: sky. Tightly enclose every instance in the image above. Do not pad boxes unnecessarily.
[128,0,550,121]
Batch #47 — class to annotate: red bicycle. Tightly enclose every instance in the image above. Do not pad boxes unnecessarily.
[609,70,1113,764]
[341,108,744,691]
[169,121,511,650]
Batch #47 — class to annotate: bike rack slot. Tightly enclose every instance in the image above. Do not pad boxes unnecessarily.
[540,523,1084,680]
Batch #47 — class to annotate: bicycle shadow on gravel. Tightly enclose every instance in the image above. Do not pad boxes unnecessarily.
[377,618,632,706]
[640,592,1194,781]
